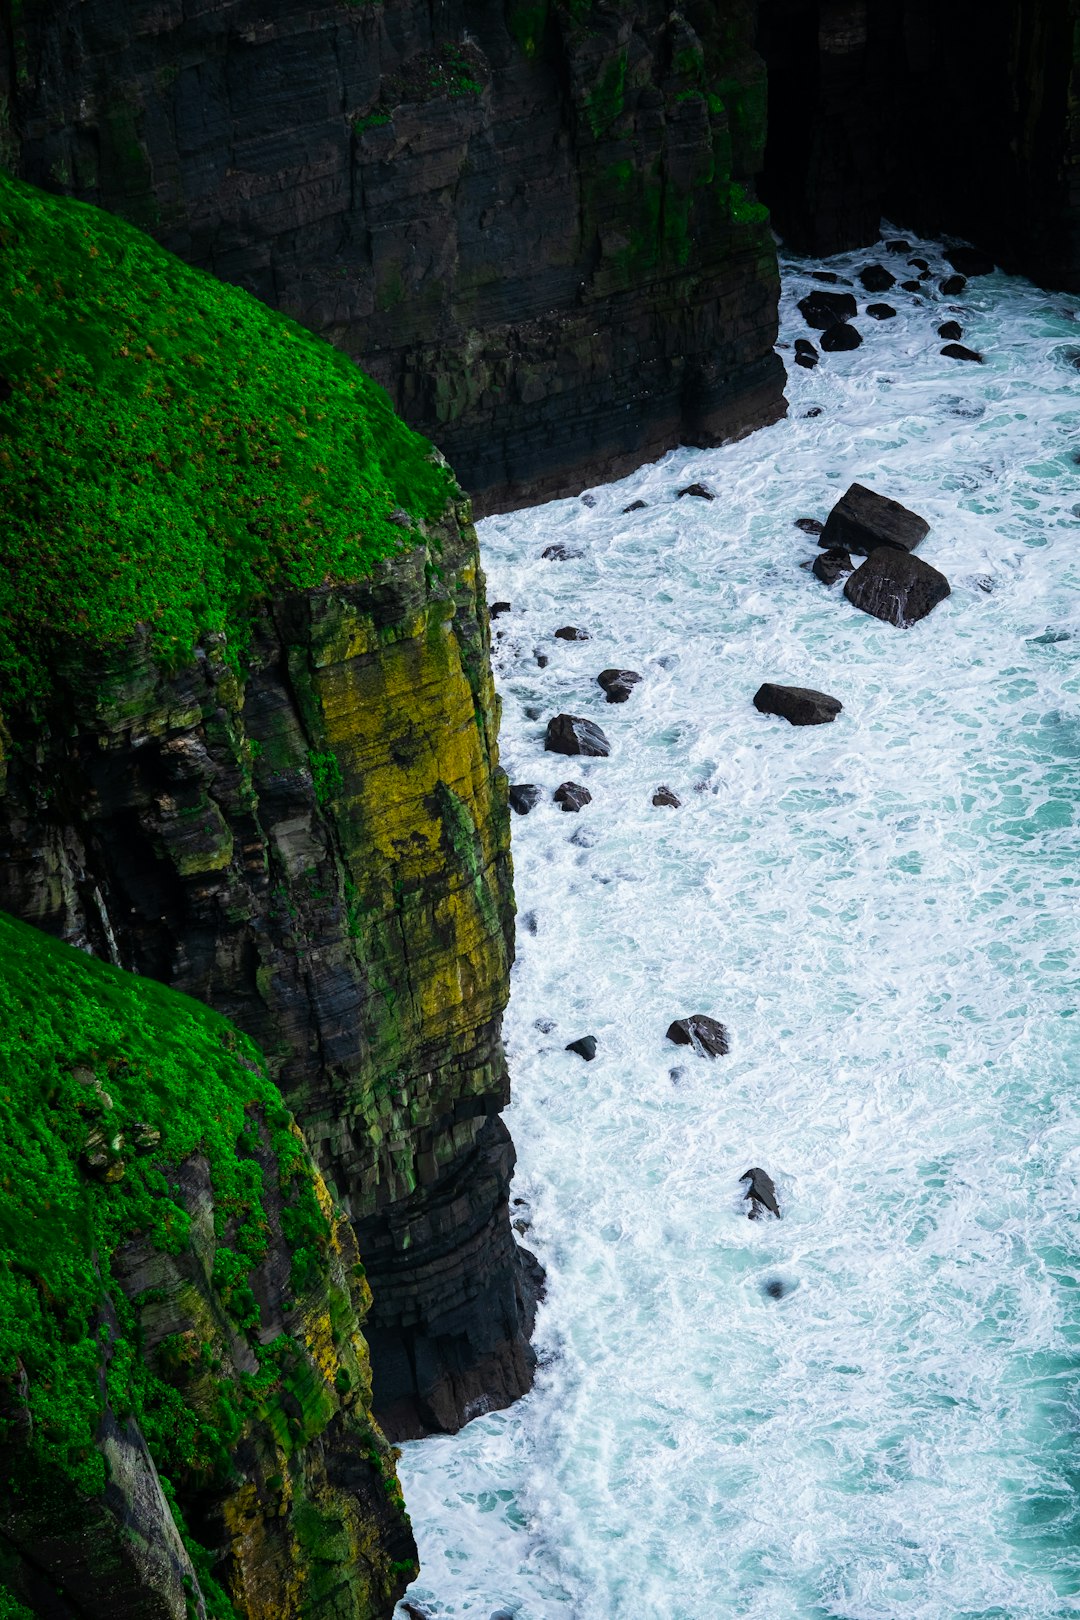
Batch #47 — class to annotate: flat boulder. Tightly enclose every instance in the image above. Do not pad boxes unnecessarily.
[509,783,544,815]
[797,289,857,329]
[597,668,641,704]
[794,516,824,535]
[554,780,592,812]
[652,785,681,807]
[942,342,983,363]
[666,1015,730,1058]
[545,714,611,756]
[623,499,647,513]
[565,1036,597,1061]
[554,625,590,640]
[859,263,895,292]
[753,683,842,725]
[821,482,929,555]
[677,482,714,500]
[741,1167,780,1220]
[542,544,583,560]
[947,246,994,277]
[812,547,853,586]
[489,601,511,618]
[900,279,923,293]
[938,320,963,341]
[866,303,896,320]
[821,323,862,352]
[844,547,951,626]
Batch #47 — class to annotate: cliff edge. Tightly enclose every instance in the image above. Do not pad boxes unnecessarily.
[0,171,537,1443]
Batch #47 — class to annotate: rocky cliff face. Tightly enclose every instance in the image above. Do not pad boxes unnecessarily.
[0,169,536,1443]
[0,512,537,1440]
[4,0,785,511]
[756,0,1080,289]
[0,909,416,1619]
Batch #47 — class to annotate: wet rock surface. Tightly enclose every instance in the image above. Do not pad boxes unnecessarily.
[666,1015,730,1058]
[566,1036,598,1061]
[812,548,854,585]
[821,323,863,351]
[844,547,952,626]
[741,1166,781,1219]
[545,714,612,757]
[822,483,930,555]
[652,786,681,807]
[753,683,843,725]
[554,781,592,813]
[509,784,544,815]
[942,342,984,363]
[597,669,642,704]
[797,290,858,329]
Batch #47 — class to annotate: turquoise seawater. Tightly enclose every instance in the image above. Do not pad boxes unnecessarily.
[396,236,1080,1619]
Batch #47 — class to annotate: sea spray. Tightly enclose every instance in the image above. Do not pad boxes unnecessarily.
[397,236,1080,1619]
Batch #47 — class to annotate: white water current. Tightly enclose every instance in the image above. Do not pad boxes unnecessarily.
[395,235,1080,1620]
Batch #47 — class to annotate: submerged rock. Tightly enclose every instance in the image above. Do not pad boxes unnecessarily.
[565,1035,598,1061]
[821,482,929,555]
[938,320,963,341]
[666,1015,730,1057]
[489,601,511,618]
[942,342,984,363]
[795,516,825,535]
[597,668,642,703]
[947,245,995,277]
[623,500,648,513]
[554,625,590,640]
[741,1166,781,1219]
[899,279,923,293]
[820,323,862,352]
[545,714,611,756]
[753,683,842,725]
[844,547,952,626]
[542,544,584,560]
[940,274,967,295]
[652,786,681,807]
[797,289,857,329]
[509,783,544,815]
[677,482,715,500]
[554,780,592,812]
[812,547,853,585]
[885,238,910,252]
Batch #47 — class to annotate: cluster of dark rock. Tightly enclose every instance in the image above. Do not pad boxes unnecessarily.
[800,480,951,630]
[793,241,992,369]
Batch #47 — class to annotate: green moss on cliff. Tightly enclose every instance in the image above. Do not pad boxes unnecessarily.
[0,910,352,1611]
[0,171,456,706]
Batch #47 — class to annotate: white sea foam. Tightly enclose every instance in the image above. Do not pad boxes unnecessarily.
[395,234,1080,1620]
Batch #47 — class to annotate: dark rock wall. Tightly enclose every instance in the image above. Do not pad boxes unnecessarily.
[3,0,785,511]
[756,0,1080,290]
[0,499,537,1440]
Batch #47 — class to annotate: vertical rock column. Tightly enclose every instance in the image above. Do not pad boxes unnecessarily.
[0,501,537,1438]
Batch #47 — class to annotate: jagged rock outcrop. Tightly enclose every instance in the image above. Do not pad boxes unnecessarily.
[756,0,1080,290]
[3,0,785,512]
[0,909,415,1619]
[0,173,535,1445]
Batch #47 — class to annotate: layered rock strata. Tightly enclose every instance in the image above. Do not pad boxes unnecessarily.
[756,0,1080,290]
[4,0,785,509]
[0,515,535,1439]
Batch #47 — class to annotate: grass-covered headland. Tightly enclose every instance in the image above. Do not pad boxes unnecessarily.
[0,169,455,707]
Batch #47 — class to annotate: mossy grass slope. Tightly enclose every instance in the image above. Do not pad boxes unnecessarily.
[0,170,455,705]
[0,908,347,1613]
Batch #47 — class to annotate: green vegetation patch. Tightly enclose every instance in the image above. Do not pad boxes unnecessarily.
[0,909,334,1609]
[0,171,456,707]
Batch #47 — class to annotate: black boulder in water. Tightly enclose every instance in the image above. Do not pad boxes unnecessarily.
[597,669,642,704]
[666,1015,730,1058]
[565,1036,598,1061]
[821,483,930,555]
[509,784,544,815]
[753,683,842,725]
[844,548,952,627]
[741,1167,781,1219]
[554,781,592,812]
[812,548,853,586]
[545,714,611,756]
[821,323,862,352]
[797,289,857,329]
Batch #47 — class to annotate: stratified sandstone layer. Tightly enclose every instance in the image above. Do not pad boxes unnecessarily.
[756,0,1080,290]
[3,0,786,509]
